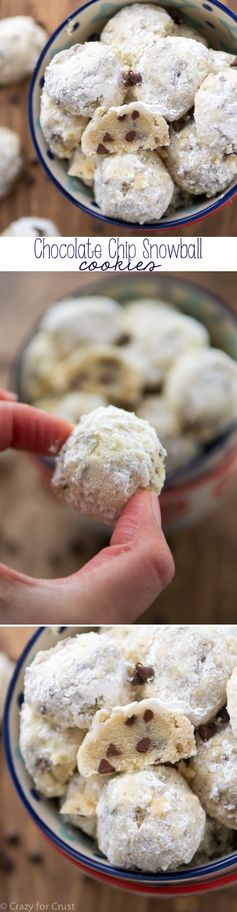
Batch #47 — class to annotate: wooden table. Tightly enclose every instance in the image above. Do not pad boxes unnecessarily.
[0,0,236,237]
[0,625,237,910]
[0,271,237,624]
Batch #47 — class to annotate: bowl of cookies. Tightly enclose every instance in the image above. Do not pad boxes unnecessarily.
[29,0,237,229]
[11,275,237,529]
[4,624,237,895]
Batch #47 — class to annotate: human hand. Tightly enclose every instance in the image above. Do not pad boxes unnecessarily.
[0,392,174,624]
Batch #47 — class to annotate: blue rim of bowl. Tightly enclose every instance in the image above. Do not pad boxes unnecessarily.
[28,0,237,231]
[10,273,237,488]
[4,625,237,883]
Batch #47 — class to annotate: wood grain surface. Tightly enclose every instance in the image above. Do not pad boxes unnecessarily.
[0,270,237,625]
[1,625,237,909]
[0,0,236,237]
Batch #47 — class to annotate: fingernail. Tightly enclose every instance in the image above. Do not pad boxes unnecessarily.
[150,493,161,525]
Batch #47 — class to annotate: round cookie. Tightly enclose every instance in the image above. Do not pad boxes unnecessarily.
[190,726,237,829]
[36,391,106,423]
[68,148,97,187]
[20,702,83,798]
[52,405,166,523]
[137,395,200,473]
[24,632,129,730]
[100,4,174,65]
[165,348,237,441]
[173,22,208,46]
[132,38,210,121]
[227,668,237,738]
[77,698,196,777]
[41,296,121,355]
[96,767,206,871]
[164,122,237,197]
[21,332,58,401]
[40,90,88,159]
[0,16,47,85]
[193,816,236,865]
[144,625,233,725]
[0,127,22,199]
[60,772,110,836]
[101,625,159,664]
[44,42,126,117]
[50,346,145,406]
[208,50,236,74]
[94,151,174,224]
[194,69,237,154]
[1,217,60,237]
[0,652,14,723]
[81,102,169,156]
[130,309,209,386]
[119,299,173,341]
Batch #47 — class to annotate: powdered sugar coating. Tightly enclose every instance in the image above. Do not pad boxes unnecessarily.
[193,816,236,864]
[41,296,121,355]
[0,127,22,199]
[132,38,210,121]
[96,767,206,871]
[60,772,109,836]
[227,668,237,738]
[0,652,14,722]
[173,23,208,46]
[194,69,237,154]
[130,309,209,386]
[165,122,237,197]
[52,405,166,523]
[165,349,237,441]
[21,332,58,400]
[94,151,174,224]
[40,90,88,159]
[1,217,59,237]
[102,625,159,663]
[81,102,169,157]
[68,148,97,187]
[100,4,174,65]
[190,727,237,829]
[20,703,83,798]
[50,346,145,406]
[36,391,106,424]
[208,50,236,74]
[44,43,126,117]
[24,633,129,730]
[137,395,200,473]
[145,626,233,725]
[0,16,47,85]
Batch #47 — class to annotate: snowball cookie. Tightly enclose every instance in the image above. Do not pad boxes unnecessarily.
[77,698,196,777]
[96,767,206,871]
[44,43,126,117]
[50,346,145,407]
[227,668,237,737]
[132,38,210,121]
[1,217,60,237]
[219,627,237,670]
[137,395,200,473]
[68,148,97,187]
[24,633,129,730]
[36,391,106,424]
[119,299,174,339]
[165,349,237,442]
[60,772,110,836]
[193,816,236,865]
[190,726,237,829]
[52,405,166,523]
[0,127,22,199]
[94,151,174,224]
[101,625,159,664]
[173,22,208,46]
[144,625,233,726]
[164,122,237,197]
[0,652,14,723]
[19,703,83,798]
[194,69,237,154]
[0,16,47,85]
[40,90,88,159]
[208,50,236,74]
[41,296,121,355]
[100,4,174,65]
[81,102,169,157]
[131,310,209,386]
[21,332,58,401]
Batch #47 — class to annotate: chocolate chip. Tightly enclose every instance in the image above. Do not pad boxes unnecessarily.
[136,737,151,753]
[130,663,155,685]
[96,143,109,154]
[106,743,122,757]
[118,114,127,121]
[132,110,140,120]
[230,58,237,67]
[217,706,230,725]
[125,714,137,726]
[125,130,137,142]
[135,806,146,826]
[143,709,154,723]
[123,70,142,87]
[103,132,114,142]
[198,722,217,742]
[98,759,115,774]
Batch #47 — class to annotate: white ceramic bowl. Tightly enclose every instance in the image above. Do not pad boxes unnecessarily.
[4,625,237,896]
[29,0,237,230]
